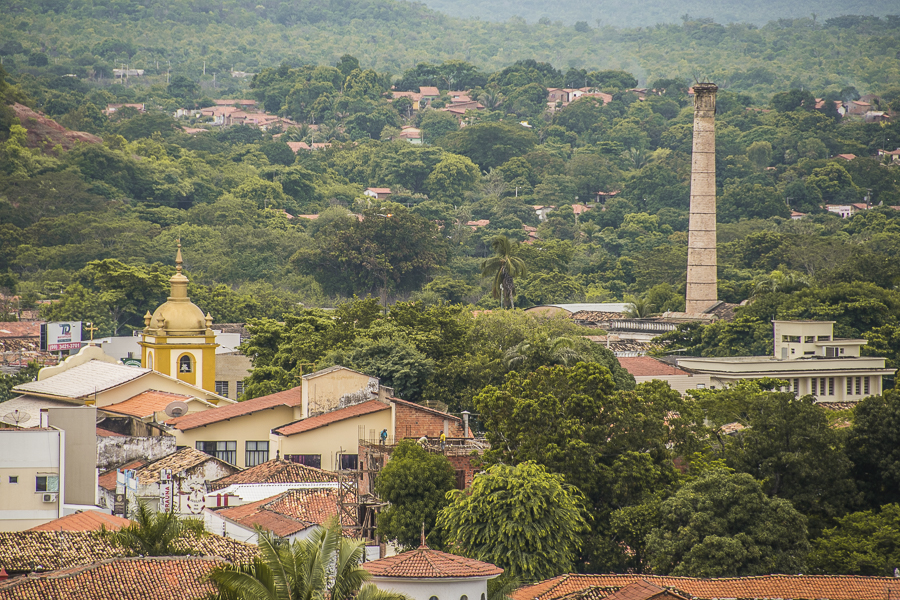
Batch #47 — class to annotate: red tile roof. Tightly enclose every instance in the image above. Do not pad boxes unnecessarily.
[209,459,338,491]
[28,511,130,532]
[511,574,900,600]
[273,399,390,436]
[364,545,503,579]
[103,390,195,419]
[135,447,236,485]
[0,322,40,338]
[0,556,223,599]
[214,488,340,537]
[618,357,689,377]
[98,459,148,492]
[603,581,687,600]
[366,187,392,194]
[419,86,440,96]
[167,386,302,431]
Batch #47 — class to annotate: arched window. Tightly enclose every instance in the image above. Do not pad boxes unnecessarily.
[429,596,439,600]
[481,594,486,600]
[179,354,193,373]
[461,595,469,600]
[147,353,153,370]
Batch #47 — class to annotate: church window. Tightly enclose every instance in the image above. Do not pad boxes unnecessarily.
[147,353,153,369]
[179,355,193,373]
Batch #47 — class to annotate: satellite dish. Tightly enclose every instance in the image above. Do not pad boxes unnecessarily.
[164,401,189,418]
[2,410,31,426]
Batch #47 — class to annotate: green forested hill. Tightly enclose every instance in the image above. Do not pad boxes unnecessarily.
[410,0,898,28]
[0,0,898,98]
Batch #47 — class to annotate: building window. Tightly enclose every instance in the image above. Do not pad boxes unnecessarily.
[818,336,831,341]
[856,377,861,395]
[215,380,229,396]
[9,476,17,484]
[196,441,237,465]
[840,348,845,354]
[829,378,835,395]
[793,379,800,395]
[847,377,853,395]
[236,381,244,397]
[36,475,59,492]
[246,441,269,467]
[811,379,818,395]
[804,336,815,343]
[340,454,359,470]
[864,377,870,395]
[782,335,800,343]
[179,355,193,373]
[286,454,321,469]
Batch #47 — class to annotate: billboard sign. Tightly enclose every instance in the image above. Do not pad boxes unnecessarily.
[43,321,83,351]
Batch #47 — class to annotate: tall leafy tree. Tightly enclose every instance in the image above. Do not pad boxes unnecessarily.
[481,236,526,309]
[437,461,587,581]
[807,504,900,576]
[846,389,900,510]
[646,471,809,577]
[374,440,456,548]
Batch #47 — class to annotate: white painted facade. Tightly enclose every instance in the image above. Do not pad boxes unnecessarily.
[370,576,489,600]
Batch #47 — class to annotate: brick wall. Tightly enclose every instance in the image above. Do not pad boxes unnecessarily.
[392,401,465,439]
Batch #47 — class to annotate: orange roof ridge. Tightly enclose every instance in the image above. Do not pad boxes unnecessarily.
[273,399,390,437]
[168,385,303,431]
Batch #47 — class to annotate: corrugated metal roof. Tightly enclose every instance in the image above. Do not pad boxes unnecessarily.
[14,361,150,399]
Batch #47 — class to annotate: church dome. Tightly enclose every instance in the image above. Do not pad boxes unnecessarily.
[145,244,212,336]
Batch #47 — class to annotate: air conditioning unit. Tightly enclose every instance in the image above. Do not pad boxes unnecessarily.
[42,493,58,503]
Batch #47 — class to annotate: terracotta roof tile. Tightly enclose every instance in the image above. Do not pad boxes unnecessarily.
[135,447,236,485]
[102,390,195,419]
[0,322,40,338]
[274,399,390,436]
[28,511,130,532]
[511,574,900,600]
[603,580,687,600]
[0,556,223,599]
[98,459,148,492]
[168,386,302,431]
[363,545,503,578]
[618,357,690,377]
[96,427,126,437]
[214,488,340,537]
[209,459,338,491]
[0,530,256,574]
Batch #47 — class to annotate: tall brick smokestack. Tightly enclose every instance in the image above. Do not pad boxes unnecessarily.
[685,83,718,314]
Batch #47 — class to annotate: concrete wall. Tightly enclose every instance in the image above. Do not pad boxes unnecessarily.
[303,369,378,417]
[214,353,252,400]
[45,406,97,506]
[173,406,295,468]
[97,435,177,472]
[273,410,392,471]
[0,428,63,531]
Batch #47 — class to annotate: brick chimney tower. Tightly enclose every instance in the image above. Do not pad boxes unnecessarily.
[685,83,718,314]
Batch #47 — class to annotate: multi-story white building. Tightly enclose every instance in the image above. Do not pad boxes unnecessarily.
[675,320,894,402]
[0,427,65,531]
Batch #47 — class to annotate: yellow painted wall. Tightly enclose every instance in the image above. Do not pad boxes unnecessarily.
[172,406,296,468]
[303,370,378,417]
[140,334,218,393]
[86,372,227,408]
[272,410,391,471]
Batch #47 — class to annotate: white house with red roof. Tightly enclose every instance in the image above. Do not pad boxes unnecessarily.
[617,356,711,395]
[363,542,503,600]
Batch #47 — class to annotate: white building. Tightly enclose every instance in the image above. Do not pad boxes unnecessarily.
[0,428,65,531]
[364,543,503,600]
[675,320,894,402]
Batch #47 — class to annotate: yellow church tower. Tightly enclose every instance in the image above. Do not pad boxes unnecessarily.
[139,243,218,393]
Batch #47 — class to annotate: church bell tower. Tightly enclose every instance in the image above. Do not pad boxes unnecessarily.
[139,243,218,393]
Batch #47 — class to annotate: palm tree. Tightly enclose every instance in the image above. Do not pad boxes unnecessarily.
[106,499,206,556]
[752,270,810,297]
[504,335,582,369]
[624,294,656,318]
[481,236,526,309]
[207,519,408,600]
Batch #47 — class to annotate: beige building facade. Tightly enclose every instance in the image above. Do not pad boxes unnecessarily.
[0,428,64,531]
